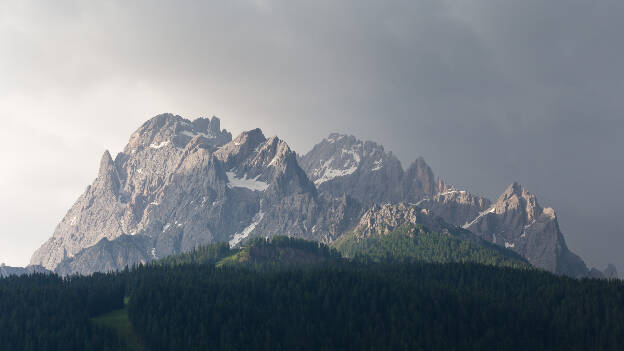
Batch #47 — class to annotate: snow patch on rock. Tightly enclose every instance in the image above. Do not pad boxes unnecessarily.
[312,148,362,185]
[314,166,358,185]
[230,211,264,247]
[226,172,270,191]
[181,130,215,139]
[462,207,496,229]
[438,189,467,197]
[149,140,170,149]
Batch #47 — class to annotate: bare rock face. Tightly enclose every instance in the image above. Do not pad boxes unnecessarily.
[298,134,445,205]
[30,150,127,270]
[32,114,361,275]
[30,116,599,278]
[463,182,590,277]
[346,203,522,260]
[416,188,492,227]
[353,203,459,239]
[299,134,595,277]
[403,157,447,201]
[54,235,153,276]
[30,113,233,271]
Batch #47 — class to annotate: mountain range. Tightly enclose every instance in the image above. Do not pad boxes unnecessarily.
[23,113,616,278]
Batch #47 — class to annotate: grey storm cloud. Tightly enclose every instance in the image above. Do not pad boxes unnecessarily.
[0,0,622,272]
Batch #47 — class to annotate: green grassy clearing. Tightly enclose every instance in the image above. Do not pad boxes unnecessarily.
[91,297,144,351]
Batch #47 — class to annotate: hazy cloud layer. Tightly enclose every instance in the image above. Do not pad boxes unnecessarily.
[1,1,622,272]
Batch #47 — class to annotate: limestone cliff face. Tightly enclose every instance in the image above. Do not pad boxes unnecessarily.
[416,189,492,228]
[298,134,446,205]
[301,134,596,277]
[32,114,360,275]
[31,114,232,271]
[353,203,455,238]
[31,116,598,277]
[464,183,590,277]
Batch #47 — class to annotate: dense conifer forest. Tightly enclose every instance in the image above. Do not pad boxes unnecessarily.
[332,226,528,267]
[1,237,624,350]
[0,273,129,350]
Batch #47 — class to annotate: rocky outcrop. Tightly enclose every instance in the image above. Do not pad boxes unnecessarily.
[298,134,446,205]
[353,203,459,239]
[463,182,590,277]
[415,188,492,227]
[336,203,527,265]
[300,133,596,277]
[30,114,233,271]
[32,114,363,275]
[30,115,600,277]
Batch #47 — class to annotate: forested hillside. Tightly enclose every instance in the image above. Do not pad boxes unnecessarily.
[333,225,527,267]
[128,262,624,351]
[2,238,624,350]
[0,273,129,350]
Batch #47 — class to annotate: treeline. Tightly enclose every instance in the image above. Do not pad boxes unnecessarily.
[1,238,624,350]
[0,273,129,350]
[333,227,527,268]
[218,236,342,269]
[126,261,624,351]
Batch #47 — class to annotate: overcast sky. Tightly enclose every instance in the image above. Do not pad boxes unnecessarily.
[1,0,622,272]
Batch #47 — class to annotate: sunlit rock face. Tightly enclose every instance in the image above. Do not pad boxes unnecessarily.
[298,133,445,205]
[463,182,591,277]
[32,114,359,275]
[31,116,595,277]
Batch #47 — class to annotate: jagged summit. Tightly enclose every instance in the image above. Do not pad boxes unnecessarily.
[502,181,523,195]
[463,182,589,276]
[31,113,234,270]
[124,113,232,154]
[31,114,357,274]
[404,157,447,200]
[30,113,598,278]
[215,129,315,196]
[299,133,444,205]
[98,150,114,176]
[489,182,557,221]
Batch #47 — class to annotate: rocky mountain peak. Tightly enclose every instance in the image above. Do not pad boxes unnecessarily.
[492,182,556,223]
[463,183,589,277]
[354,203,451,238]
[192,116,222,135]
[404,157,447,200]
[300,133,408,204]
[30,113,600,279]
[124,113,232,154]
[215,128,267,167]
[96,150,121,195]
[98,150,116,177]
[251,136,293,170]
